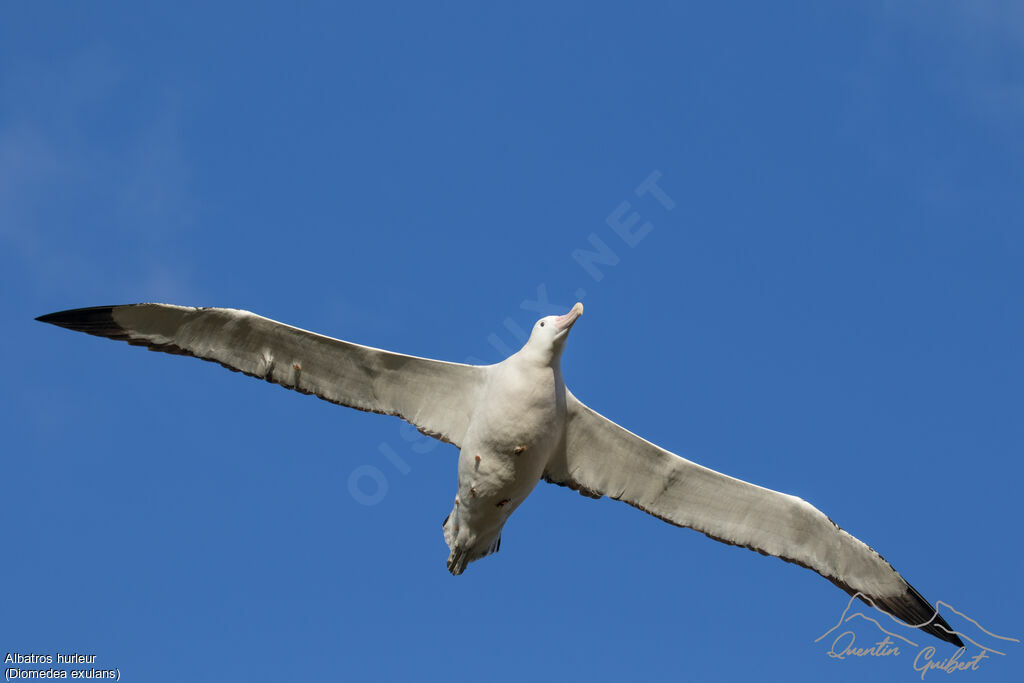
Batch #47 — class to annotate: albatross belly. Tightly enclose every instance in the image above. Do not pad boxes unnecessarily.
[443,360,566,575]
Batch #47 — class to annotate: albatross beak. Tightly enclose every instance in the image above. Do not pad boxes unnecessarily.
[554,302,584,332]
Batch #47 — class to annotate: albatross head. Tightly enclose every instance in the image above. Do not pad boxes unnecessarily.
[522,302,583,364]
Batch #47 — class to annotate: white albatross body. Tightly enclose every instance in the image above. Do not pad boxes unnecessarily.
[36,301,963,647]
[443,304,579,574]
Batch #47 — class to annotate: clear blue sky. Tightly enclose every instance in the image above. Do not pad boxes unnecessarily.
[3,2,1021,681]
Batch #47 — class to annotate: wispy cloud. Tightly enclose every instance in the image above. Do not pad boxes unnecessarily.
[0,49,198,302]
[878,2,1024,126]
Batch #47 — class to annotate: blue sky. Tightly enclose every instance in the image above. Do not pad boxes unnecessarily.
[3,2,1022,681]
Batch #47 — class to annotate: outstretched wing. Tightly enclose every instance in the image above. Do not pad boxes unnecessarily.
[543,391,962,647]
[37,304,485,447]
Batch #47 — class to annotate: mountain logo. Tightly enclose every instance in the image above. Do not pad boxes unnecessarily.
[814,593,1019,678]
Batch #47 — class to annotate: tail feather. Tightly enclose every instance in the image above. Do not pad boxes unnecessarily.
[442,513,502,576]
[446,547,470,575]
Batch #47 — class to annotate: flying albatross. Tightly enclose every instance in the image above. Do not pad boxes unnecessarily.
[37,302,962,647]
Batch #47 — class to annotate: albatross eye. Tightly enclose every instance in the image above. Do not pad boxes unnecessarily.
[539,322,545,327]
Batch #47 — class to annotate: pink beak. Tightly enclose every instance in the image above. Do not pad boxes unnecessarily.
[554,302,584,332]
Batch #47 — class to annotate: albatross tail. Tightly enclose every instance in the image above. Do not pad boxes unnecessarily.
[442,513,502,576]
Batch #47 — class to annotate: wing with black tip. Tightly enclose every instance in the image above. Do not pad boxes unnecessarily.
[543,391,962,647]
[38,304,485,447]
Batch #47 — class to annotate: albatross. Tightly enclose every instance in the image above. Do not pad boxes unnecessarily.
[37,302,963,647]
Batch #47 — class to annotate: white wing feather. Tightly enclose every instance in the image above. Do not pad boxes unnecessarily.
[544,391,961,646]
[38,304,485,447]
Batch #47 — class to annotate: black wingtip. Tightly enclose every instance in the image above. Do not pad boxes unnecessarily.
[874,583,966,648]
[917,593,965,649]
[35,306,122,335]
[928,611,965,648]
